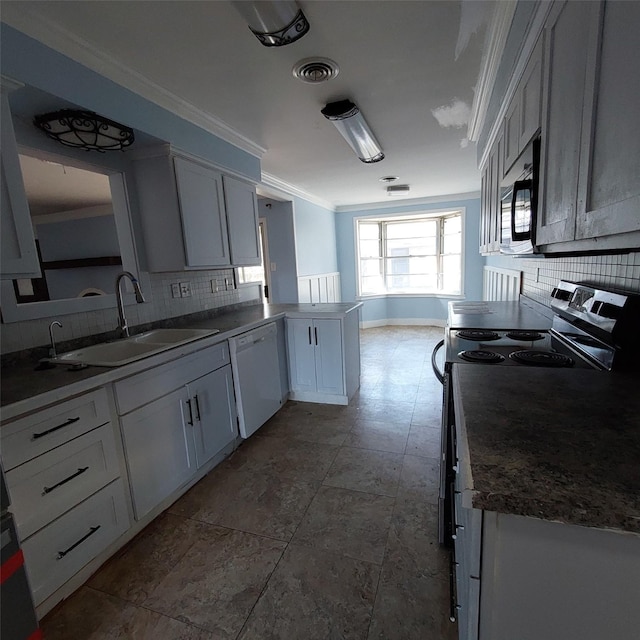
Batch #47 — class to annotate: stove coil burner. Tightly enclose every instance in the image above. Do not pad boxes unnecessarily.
[506,331,545,341]
[509,350,574,367]
[456,330,500,341]
[458,350,505,364]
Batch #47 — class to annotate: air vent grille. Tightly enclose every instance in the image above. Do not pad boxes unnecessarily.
[292,58,340,84]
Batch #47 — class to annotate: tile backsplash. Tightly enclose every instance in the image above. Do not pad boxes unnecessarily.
[1,269,261,355]
[500,251,640,306]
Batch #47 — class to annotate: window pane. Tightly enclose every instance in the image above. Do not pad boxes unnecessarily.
[386,220,436,239]
[361,274,385,295]
[387,273,438,290]
[387,237,436,256]
[359,239,380,258]
[359,222,380,240]
[385,256,436,276]
[442,254,461,293]
[360,258,382,276]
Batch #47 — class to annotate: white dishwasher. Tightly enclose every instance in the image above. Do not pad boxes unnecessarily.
[229,322,283,438]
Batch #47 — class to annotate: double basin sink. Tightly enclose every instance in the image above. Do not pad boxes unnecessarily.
[49,328,220,367]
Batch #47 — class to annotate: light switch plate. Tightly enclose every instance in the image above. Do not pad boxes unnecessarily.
[179,282,191,297]
[171,283,181,299]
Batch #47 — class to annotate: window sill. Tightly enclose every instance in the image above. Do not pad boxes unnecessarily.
[357,292,465,300]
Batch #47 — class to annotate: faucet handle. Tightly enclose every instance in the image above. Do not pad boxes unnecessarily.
[49,320,63,358]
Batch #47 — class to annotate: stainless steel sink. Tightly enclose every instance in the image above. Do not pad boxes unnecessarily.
[50,328,219,367]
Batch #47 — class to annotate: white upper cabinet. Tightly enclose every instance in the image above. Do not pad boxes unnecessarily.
[223,175,261,266]
[480,134,502,255]
[575,0,640,244]
[503,36,543,174]
[133,147,260,272]
[1,88,40,280]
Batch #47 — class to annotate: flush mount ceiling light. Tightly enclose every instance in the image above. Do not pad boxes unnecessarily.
[292,57,340,84]
[33,109,135,152]
[379,176,399,183]
[321,99,384,164]
[232,1,309,47]
[387,184,411,196]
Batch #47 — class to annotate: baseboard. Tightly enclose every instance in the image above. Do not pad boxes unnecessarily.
[360,318,446,329]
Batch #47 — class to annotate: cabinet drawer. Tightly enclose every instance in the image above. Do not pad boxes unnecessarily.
[22,479,129,607]
[1,388,110,470]
[6,423,121,539]
[114,342,229,414]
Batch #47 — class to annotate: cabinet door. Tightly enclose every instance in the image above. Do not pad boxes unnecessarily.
[188,365,237,469]
[223,176,261,266]
[503,98,521,173]
[174,157,230,267]
[120,387,195,520]
[488,137,502,253]
[576,0,640,240]
[286,319,317,392]
[0,90,40,279]
[537,0,593,246]
[519,36,543,149]
[313,319,344,396]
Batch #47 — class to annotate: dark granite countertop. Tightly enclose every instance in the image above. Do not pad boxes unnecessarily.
[453,365,640,534]
[1,302,362,414]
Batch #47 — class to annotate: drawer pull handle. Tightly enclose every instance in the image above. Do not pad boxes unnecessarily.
[57,525,101,559]
[43,467,89,495]
[32,417,80,440]
[186,399,194,426]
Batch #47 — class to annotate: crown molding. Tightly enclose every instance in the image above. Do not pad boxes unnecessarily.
[1,7,266,159]
[467,0,517,143]
[0,75,25,92]
[260,173,335,211]
[335,191,481,213]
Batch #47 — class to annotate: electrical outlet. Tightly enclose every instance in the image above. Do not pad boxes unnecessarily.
[179,281,191,297]
[270,262,277,272]
[211,279,219,293]
[225,277,234,291]
[171,283,181,299]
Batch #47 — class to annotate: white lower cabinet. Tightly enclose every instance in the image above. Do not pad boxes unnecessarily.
[115,342,238,520]
[22,479,129,608]
[286,309,361,405]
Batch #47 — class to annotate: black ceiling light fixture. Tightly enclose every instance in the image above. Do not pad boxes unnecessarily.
[33,109,135,152]
[321,99,384,164]
[232,1,310,47]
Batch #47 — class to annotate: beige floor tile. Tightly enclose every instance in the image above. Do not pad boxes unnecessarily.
[238,544,379,640]
[323,446,403,497]
[398,454,440,504]
[346,419,411,453]
[144,526,286,638]
[356,400,416,424]
[411,402,442,427]
[292,485,395,564]
[171,467,317,541]
[405,425,441,458]
[42,587,215,640]
[221,434,340,483]
[88,512,213,604]
[258,417,352,446]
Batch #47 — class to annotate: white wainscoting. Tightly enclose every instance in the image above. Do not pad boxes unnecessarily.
[297,272,341,303]
[483,266,522,301]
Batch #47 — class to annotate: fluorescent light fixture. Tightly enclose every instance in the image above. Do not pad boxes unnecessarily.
[33,110,134,152]
[232,1,309,47]
[321,100,384,164]
[387,185,410,196]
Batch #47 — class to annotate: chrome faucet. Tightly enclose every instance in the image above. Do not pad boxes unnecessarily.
[48,320,63,358]
[115,271,145,337]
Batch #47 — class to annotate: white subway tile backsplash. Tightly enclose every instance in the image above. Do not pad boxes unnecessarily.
[1,268,260,354]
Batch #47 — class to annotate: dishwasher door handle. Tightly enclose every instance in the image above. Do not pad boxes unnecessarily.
[432,339,445,384]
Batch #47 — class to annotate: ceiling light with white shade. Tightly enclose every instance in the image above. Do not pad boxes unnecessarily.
[321,100,384,164]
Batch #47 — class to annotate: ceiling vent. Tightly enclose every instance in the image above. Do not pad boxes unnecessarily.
[292,58,340,84]
[387,184,411,196]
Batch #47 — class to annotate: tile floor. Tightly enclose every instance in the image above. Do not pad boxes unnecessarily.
[41,325,456,640]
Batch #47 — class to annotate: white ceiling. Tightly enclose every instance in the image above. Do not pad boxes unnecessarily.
[2,1,493,208]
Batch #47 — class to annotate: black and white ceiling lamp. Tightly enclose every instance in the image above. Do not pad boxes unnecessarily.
[232,1,309,47]
[33,109,135,152]
[321,100,384,164]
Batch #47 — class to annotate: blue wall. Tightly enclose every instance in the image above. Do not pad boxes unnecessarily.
[1,24,260,182]
[293,197,338,277]
[336,197,483,323]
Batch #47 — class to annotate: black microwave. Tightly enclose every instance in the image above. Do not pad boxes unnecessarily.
[500,137,540,255]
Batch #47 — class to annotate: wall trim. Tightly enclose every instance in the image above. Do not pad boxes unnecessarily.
[261,173,335,211]
[1,7,266,159]
[360,318,446,329]
[336,191,480,213]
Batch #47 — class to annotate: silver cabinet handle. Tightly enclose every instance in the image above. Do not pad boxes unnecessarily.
[57,525,101,559]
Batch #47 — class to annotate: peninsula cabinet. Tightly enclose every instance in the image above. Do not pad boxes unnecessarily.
[115,342,237,520]
[0,86,40,280]
[132,146,260,271]
[537,0,640,252]
[286,308,360,405]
